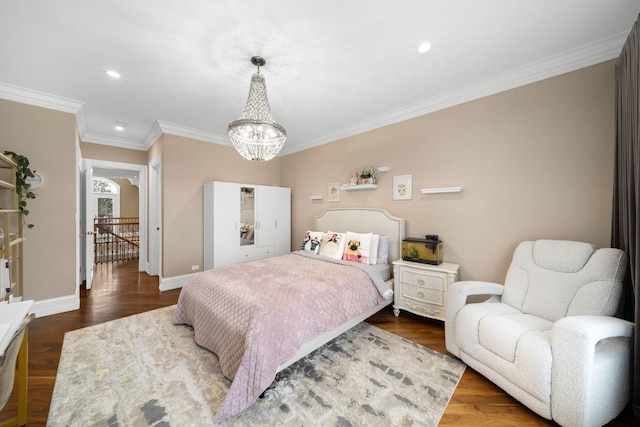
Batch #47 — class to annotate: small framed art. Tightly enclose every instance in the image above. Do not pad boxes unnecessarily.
[328,182,340,202]
[393,175,412,200]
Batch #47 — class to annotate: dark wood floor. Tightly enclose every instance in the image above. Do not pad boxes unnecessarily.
[1,260,636,426]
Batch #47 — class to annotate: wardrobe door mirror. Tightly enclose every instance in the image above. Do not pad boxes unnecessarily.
[239,187,255,246]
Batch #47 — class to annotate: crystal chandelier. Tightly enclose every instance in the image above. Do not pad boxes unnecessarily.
[228,56,286,162]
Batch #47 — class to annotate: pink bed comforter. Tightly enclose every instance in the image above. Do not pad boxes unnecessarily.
[173,253,384,421]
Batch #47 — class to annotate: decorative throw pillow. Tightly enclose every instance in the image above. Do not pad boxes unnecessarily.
[377,235,390,264]
[318,232,346,260]
[343,231,373,264]
[300,230,323,254]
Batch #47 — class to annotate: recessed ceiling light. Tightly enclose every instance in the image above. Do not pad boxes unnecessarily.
[417,41,432,53]
[114,122,126,131]
[106,70,121,79]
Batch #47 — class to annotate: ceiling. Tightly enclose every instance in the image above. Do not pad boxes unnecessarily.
[1,1,639,156]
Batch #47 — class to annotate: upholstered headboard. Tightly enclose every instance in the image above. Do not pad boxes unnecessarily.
[314,208,405,264]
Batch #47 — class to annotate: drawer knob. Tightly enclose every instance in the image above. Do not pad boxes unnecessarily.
[417,291,425,298]
[417,279,425,286]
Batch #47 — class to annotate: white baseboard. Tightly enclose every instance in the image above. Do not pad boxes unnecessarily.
[159,272,197,292]
[26,273,194,318]
[32,293,80,318]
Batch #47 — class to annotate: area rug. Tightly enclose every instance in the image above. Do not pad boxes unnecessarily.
[48,306,465,427]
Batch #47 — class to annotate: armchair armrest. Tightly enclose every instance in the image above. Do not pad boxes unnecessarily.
[445,281,504,357]
[551,315,634,427]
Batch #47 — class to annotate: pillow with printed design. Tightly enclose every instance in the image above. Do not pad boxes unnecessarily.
[318,232,346,260]
[300,230,323,254]
[343,231,373,264]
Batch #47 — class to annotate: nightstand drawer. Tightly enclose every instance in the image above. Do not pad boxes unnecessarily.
[400,268,446,292]
[402,282,444,305]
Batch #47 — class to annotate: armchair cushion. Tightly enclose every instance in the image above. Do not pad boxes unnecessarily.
[479,312,553,362]
[531,239,596,272]
[502,241,626,322]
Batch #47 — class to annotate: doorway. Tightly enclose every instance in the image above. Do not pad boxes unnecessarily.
[80,159,148,289]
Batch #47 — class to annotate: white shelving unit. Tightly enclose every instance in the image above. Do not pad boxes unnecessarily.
[419,186,463,194]
[0,152,24,301]
[340,184,378,191]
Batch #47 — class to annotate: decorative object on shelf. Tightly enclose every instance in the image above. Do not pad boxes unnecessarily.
[328,182,340,202]
[359,166,377,185]
[393,174,412,200]
[349,171,358,186]
[420,186,463,194]
[228,56,286,162]
[3,151,37,228]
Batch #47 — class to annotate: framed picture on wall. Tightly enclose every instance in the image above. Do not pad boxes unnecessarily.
[328,182,340,202]
[393,175,412,200]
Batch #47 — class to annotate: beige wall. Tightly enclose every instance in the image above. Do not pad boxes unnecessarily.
[281,61,616,283]
[112,178,139,217]
[79,142,147,165]
[161,134,281,277]
[0,99,78,300]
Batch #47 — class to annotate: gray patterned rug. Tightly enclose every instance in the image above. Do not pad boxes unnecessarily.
[48,306,465,426]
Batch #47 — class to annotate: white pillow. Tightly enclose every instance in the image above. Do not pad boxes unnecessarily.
[369,234,379,265]
[300,230,323,254]
[377,236,390,264]
[318,232,346,260]
[343,231,373,264]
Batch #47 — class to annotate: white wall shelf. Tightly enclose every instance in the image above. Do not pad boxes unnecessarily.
[308,195,323,200]
[419,186,463,194]
[340,184,378,191]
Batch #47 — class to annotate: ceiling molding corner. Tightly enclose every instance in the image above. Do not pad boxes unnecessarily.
[143,121,164,150]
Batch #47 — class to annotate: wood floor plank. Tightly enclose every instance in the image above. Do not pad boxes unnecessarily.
[0,260,635,425]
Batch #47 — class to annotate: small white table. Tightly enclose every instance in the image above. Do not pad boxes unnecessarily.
[0,300,33,356]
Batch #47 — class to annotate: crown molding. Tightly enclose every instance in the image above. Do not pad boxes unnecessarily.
[1,31,628,157]
[156,120,230,146]
[143,121,164,150]
[279,31,627,156]
[82,133,147,151]
[0,81,84,113]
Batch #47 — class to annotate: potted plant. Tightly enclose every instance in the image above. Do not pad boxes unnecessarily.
[3,150,37,228]
[359,166,376,185]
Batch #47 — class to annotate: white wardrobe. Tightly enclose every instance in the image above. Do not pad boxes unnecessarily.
[204,181,291,269]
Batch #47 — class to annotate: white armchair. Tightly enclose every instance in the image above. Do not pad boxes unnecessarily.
[445,240,634,427]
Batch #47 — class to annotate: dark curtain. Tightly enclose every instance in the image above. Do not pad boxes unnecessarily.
[612,13,640,419]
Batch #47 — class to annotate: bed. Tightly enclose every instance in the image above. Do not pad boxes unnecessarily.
[174,208,405,421]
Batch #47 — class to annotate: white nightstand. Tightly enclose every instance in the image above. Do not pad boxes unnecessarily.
[392,260,460,321]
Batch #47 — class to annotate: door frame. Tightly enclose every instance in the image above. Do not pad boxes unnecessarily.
[148,155,162,277]
[80,159,148,276]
